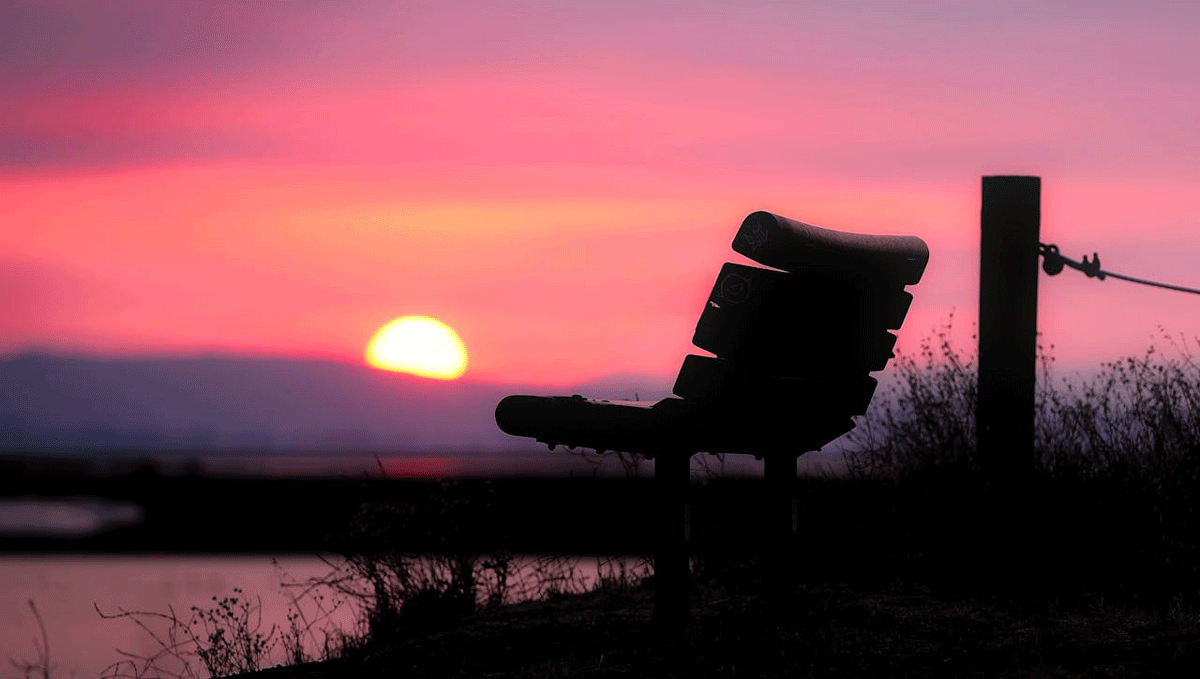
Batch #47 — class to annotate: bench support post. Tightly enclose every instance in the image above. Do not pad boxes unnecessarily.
[653,451,691,645]
[763,452,798,617]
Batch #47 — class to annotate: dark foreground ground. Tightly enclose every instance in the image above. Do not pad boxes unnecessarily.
[244,579,1199,678]
[7,462,1198,676]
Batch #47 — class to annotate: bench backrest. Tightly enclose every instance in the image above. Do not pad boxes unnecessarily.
[665,211,929,453]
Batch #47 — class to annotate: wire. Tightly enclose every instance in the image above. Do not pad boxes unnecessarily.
[1039,243,1200,296]
[1098,269,1200,295]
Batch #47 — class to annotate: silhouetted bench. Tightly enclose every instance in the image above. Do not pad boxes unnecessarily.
[494,209,928,639]
[495,210,928,458]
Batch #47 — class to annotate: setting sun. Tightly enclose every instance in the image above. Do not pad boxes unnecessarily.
[365,316,468,379]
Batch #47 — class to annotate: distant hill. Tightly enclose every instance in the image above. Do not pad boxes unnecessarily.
[0,353,671,455]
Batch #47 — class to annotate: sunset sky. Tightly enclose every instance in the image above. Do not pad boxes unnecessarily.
[4,1,1199,385]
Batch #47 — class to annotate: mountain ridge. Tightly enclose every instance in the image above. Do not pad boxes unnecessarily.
[0,352,674,455]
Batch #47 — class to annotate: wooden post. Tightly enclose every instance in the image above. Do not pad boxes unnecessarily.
[762,452,798,617]
[653,451,690,644]
[977,176,1040,484]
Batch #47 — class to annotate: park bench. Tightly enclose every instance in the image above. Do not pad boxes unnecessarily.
[495,210,928,459]
[494,209,928,638]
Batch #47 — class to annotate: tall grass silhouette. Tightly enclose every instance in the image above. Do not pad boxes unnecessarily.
[848,318,1199,480]
[841,318,1199,604]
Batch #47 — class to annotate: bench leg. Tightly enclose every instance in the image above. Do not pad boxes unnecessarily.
[763,452,798,618]
[653,451,691,646]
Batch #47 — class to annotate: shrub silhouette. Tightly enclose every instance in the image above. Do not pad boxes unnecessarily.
[841,319,1200,604]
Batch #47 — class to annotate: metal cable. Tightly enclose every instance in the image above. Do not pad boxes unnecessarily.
[1038,243,1200,296]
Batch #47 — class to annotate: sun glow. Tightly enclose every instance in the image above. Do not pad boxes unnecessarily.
[365,316,468,379]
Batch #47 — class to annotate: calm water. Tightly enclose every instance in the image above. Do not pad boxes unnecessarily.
[0,553,646,679]
[0,556,342,679]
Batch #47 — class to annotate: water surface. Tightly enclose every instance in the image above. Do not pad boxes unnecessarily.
[0,553,645,679]
[0,555,346,679]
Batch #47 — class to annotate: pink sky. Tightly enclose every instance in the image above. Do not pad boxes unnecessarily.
[3,1,1199,384]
